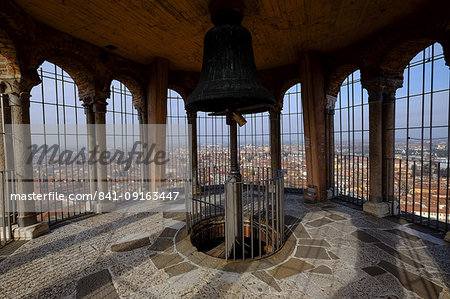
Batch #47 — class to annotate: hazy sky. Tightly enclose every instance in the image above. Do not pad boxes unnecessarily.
[28,43,449,147]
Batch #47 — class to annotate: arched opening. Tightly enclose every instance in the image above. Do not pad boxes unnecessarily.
[281,83,306,190]
[392,42,449,229]
[333,70,370,205]
[106,80,142,194]
[29,61,89,223]
[165,89,188,189]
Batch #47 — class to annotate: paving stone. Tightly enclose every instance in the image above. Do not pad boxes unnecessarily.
[285,215,301,226]
[295,245,331,260]
[253,270,281,292]
[327,251,339,260]
[320,205,337,210]
[150,253,184,269]
[293,223,311,239]
[164,262,197,277]
[374,243,423,268]
[310,265,332,274]
[111,233,151,252]
[362,266,387,276]
[0,240,27,258]
[76,269,119,299]
[326,214,347,221]
[159,227,178,238]
[269,258,314,280]
[378,260,443,298]
[307,217,334,227]
[162,211,185,220]
[298,239,330,247]
[351,230,381,243]
[384,229,421,241]
[149,237,173,251]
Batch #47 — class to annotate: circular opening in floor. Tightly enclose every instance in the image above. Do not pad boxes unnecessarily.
[190,216,276,260]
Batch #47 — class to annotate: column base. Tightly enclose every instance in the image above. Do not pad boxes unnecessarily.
[13,222,49,240]
[95,201,117,213]
[363,201,391,218]
[17,214,37,227]
[327,188,334,200]
[445,232,450,243]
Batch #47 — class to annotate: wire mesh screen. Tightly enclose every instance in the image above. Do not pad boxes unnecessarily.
[281,83,307,190]
[29,61,90,224]
[393,42,449,231]
[334,70,370,205]
[106,80,142,195]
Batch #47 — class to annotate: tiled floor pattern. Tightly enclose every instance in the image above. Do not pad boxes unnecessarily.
[0,195,449,298]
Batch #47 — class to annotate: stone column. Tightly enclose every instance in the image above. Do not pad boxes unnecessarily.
[83,102,97,212]
[147,58,169,192]
[299,52,328,201]
[187,110,199,193]
[93,100,112,213]
[269,107,281,171]
[361,75,402,217]
[363,77,384,215]
[382,78,402,210]
[0,88,13,227]
[138,108,149,191]
[8,91,38,227]
[326,94,337,198]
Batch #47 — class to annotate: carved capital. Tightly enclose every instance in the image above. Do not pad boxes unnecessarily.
[93,100,107,114]
[361,75,403,103]
[186,109,197,120]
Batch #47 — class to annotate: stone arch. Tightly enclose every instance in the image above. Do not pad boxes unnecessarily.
[380,38,437,74]
[168,84,187,103]
[277,79,301,110]
[326,64,360,97]
[31,49,96,100]
[112,74,146,114]
[0,28,20,79]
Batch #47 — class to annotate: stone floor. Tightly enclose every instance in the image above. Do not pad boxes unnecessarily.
[0,194,449,298]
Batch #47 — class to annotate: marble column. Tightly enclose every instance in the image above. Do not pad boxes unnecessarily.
[9,90,37,227]
[93,100,112,212]
[362,75,402,217]
[83,101,97,211]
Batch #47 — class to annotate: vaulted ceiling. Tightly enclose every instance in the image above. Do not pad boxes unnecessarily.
[15,0,428,71]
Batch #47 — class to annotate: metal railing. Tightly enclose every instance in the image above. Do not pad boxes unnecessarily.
[186,166,285,261]
[35,165,92,224]
[334,154,370,205]
[389,157,449,232]
[0,170,16,247]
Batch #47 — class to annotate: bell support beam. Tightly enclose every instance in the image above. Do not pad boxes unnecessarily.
[270,107,282,171]
[147,58,169,192]
[299,52,328,201]
[187,110,199,194]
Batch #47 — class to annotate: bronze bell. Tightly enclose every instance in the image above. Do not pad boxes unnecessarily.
[186,8,275,113]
